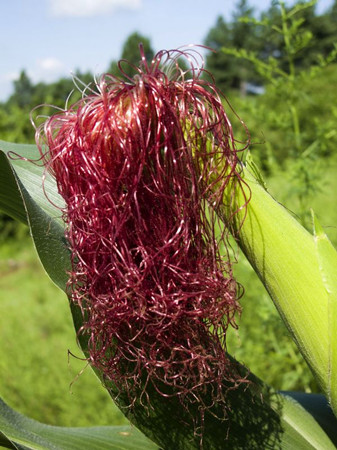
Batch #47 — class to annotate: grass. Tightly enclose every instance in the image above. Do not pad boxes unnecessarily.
[268,155,337,246]
[0,237,127,427]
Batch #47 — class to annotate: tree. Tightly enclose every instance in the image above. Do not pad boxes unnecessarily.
[204,0,259,92]
[304,3,337,65]
[204,16,233,91]
[259,1,337,74]
[108,32,155,78]
[8,70,34,109]
[205,0,337,93]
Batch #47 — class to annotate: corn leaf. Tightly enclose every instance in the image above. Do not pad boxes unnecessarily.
[0,397,157,450]
[1,141,336,449]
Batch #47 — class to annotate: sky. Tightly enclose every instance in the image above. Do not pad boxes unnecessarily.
[0,0,334,101]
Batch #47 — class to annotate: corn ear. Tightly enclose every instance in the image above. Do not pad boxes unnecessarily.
[312,211,337,414]
[221,153,337,416]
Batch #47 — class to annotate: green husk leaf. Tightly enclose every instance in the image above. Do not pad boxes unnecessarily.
[312,212,337,415]
[221,152,335,403]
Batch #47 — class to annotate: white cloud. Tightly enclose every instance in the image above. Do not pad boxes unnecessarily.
[37,57,64,72]
[50,0,142,17]
[30,58,67,85]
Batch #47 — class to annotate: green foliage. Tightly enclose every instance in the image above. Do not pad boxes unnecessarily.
[205,0,260,92]
[234,63,337,227]
[9,70,33,109]
[205,0,337,92]
[0,72,94,145]
[121,32,154,67]
[218,1,337,230]
[0,212,28,243]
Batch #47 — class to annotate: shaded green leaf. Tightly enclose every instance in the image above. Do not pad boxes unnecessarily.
[0,397,158,450]
[0,150,27,224]
[281,393,336,450]
[283,392,337,447]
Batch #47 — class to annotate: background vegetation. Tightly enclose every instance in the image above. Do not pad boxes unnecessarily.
[1,0,337,428]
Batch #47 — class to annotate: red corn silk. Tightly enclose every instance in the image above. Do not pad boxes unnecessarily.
[36,46,247,421]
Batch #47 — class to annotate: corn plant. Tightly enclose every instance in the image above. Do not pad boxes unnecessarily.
[0,46,337,450]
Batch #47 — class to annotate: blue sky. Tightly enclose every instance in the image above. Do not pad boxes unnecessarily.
[0,0,334,101]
